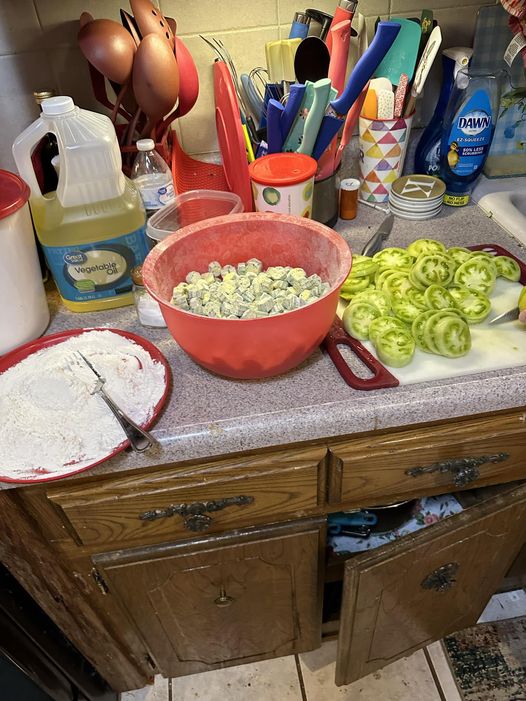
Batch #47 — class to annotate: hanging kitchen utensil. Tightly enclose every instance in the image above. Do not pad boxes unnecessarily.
[240,74,264,124]
[403,26,442,116]
[328,19,352,95]
[374,17,421,85]
[120,9,142,46]
[78,18,136,85]
[326,0,358,54]
[130,0,174,47]
[214,61,253,212]
[79,11,93,28]
[129,33,179,141]
[294,36,330,83]
[155,36,199,141]
[310,21,400,160]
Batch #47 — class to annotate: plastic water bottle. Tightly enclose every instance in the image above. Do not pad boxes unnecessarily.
[131,139,175,217]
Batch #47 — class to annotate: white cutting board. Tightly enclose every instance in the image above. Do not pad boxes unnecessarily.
[338,278,526,385]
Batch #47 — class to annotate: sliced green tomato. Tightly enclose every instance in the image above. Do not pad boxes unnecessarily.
[423,310,463,354]
[374,327,415,368]
[373,247,413,271]
[412,253,456,287]
[407,239,446,257]
[406,286,427,310]
[352,289,391,315]
[340,284,375,301]
[376,268,400,291]
[447,247,472,266]
[411,311,439,353]
[341,275,372,295]
[342,301,380,340]
[383,271,411,300]
[448,285,491,323]
[369,316,409,347]
[469,251,494,259]
[424,284,457,310]
[495,255,521,282]
[454,258,497,295]
[349,255,378,278]
[433,316,472,358]
[391,297,423,323]
[409,267,427,291]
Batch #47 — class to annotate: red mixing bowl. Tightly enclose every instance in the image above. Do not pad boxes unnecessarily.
[143,212,352,379]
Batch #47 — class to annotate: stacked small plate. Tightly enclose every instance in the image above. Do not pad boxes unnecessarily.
[389,175,446,220]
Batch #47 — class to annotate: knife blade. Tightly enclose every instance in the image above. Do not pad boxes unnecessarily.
[488,307,521,325]
[361,213,395,257]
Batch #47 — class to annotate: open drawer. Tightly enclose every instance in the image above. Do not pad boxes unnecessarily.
[330,481,526,686]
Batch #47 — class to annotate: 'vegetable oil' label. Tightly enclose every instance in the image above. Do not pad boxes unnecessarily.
[43,226,149,303]
[446,90,493,177]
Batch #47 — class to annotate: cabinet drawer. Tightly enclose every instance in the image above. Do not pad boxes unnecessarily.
[48,446,326,548]
[328,410,526,507]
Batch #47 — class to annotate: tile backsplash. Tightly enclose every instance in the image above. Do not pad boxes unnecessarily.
[0,0,498,172]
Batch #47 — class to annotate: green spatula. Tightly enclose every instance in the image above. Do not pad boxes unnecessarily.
[374,18,421,85]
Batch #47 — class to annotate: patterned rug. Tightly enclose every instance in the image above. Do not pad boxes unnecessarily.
[444,616,526,700]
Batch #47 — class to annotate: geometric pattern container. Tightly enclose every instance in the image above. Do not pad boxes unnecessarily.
[359,114,414,202]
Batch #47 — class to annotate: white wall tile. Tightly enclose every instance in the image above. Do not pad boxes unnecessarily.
[49,46,112,116]
[176,27,279,154]
[0,0,43,56]
[391,0,497,13]
[34,0,131,47]
[160,0,278,35]
[0,52,55,172]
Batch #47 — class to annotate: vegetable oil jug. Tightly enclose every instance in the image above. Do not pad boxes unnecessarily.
[439,70,502,206]
[12,96,147,312]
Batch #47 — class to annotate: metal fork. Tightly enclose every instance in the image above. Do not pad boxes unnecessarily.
[77,352,156,453]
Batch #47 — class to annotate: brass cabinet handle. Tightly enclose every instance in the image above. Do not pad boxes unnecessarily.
[421,562,459,592]
[405,452,509,487]
[214,587,234,607]
[138,495,255,532]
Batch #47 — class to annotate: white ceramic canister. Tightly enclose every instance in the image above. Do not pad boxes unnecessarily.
[248,153,317,218]
[0,170,49,355]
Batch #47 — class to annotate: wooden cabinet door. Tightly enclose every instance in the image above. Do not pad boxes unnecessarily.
[93,518,324,678]
[335,483,526,686]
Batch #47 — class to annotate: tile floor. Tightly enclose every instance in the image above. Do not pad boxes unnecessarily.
[121,590,526,701]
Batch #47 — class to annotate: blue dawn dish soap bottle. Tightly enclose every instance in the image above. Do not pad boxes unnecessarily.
[414,47,473,176]
[440,69,502,207]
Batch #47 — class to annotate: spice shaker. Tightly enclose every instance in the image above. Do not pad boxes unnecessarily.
[131,265,166,328]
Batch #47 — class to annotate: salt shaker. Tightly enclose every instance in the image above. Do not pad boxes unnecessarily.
[131,266,166,328]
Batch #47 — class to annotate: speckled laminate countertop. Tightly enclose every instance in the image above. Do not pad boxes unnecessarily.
[4,204,526,490]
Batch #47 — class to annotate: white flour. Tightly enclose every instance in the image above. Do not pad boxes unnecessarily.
[0,330,166,479]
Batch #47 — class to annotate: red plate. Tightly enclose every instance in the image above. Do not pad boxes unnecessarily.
[0,328,171,484]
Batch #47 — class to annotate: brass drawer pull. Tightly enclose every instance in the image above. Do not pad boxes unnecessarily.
[405,452,509,487]
[214,587,234,607]
[138,495,255,532]
[421,562,459,592]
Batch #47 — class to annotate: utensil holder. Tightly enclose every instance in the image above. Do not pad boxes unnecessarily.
[358,113,414,203]
[312,168,340,227]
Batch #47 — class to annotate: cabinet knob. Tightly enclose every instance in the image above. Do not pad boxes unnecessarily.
[214,588,234,607]
[405,452,509,487]
[184,514,213,532]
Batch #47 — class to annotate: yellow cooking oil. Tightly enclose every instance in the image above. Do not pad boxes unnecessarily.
[12,96,149,313]
[31,178,147,312]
